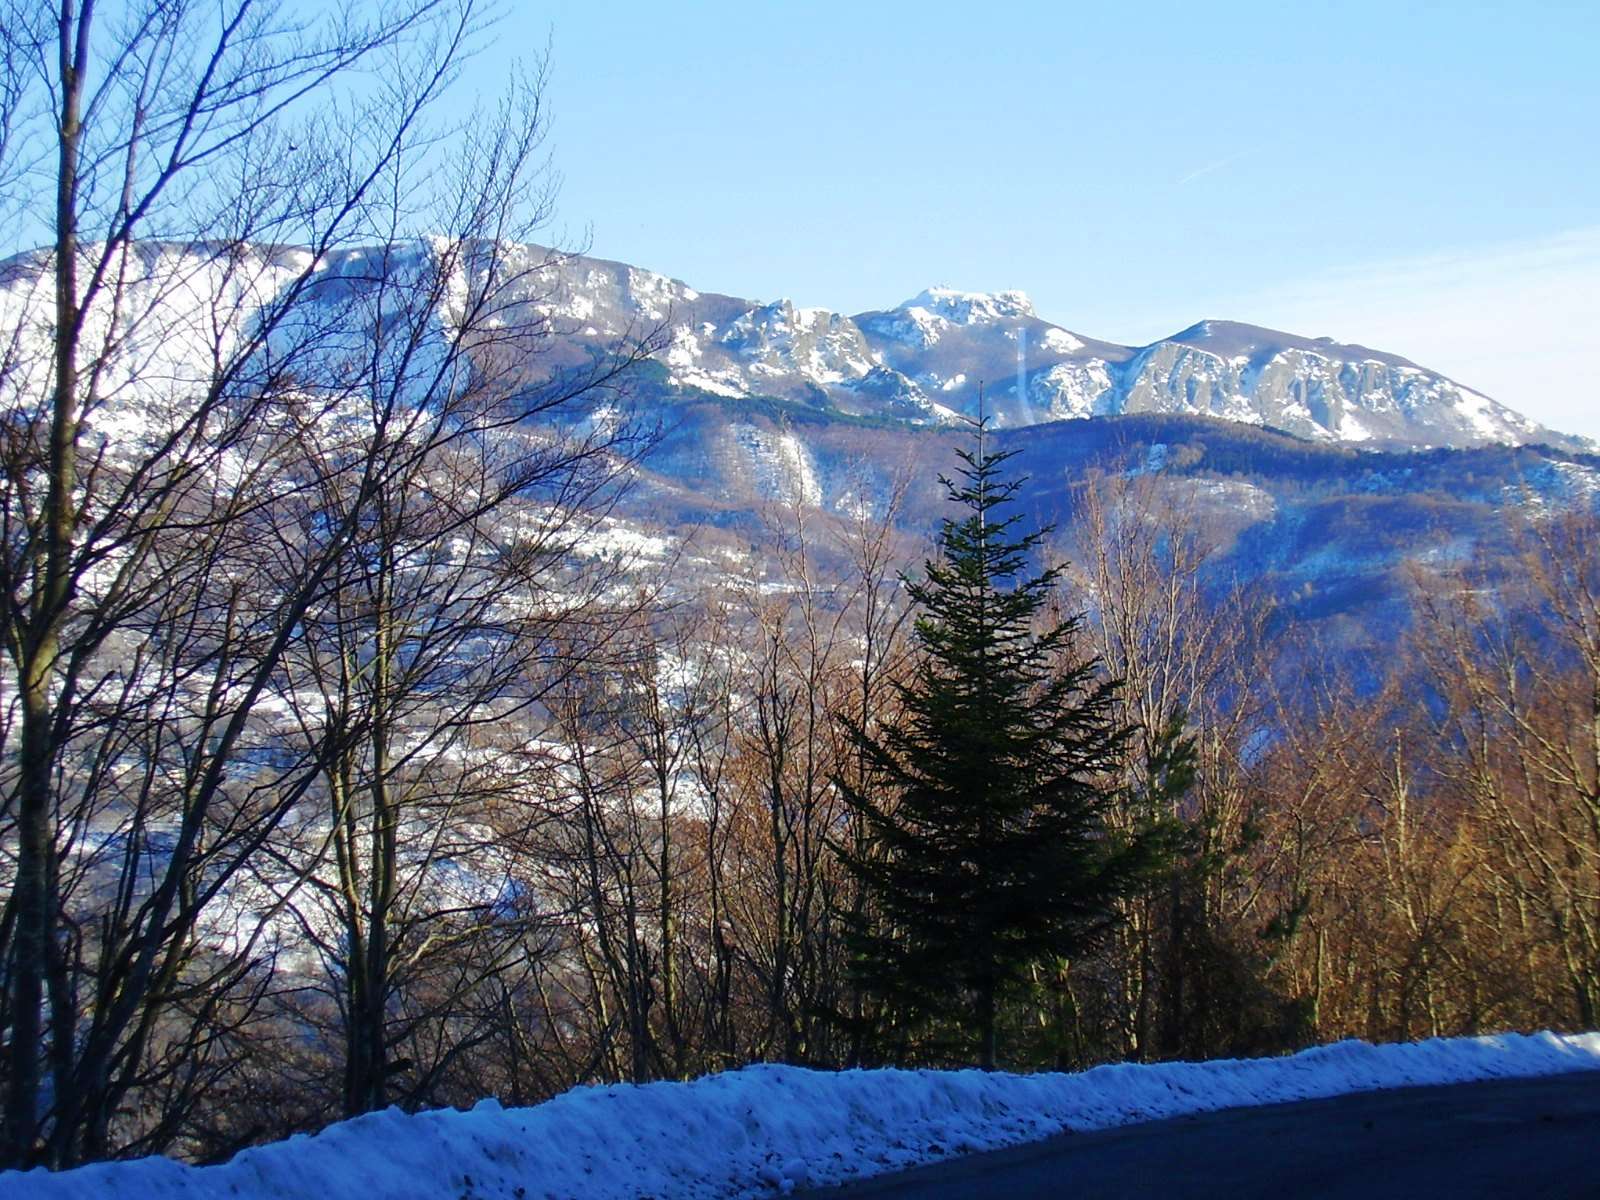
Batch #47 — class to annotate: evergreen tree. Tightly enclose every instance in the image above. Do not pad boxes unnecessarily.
[838,417,1162,1069]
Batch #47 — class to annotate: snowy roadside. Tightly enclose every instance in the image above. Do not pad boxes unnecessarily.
[4,1032,1598,1200]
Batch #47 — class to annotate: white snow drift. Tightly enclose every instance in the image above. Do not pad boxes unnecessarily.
[5,1031,1598,1200]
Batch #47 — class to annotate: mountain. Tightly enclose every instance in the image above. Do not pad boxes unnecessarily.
[532,249,1580,451]
[629,397,1600,642]
[5,237,1595,654]
[1,238,1579,454]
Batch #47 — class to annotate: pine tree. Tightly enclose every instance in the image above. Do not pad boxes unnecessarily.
[838,416,1160,1069]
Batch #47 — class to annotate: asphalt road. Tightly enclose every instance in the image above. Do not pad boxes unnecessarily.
[796,1070,1600,1200]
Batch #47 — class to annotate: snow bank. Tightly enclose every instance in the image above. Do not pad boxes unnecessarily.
[6,1032,1599,1200]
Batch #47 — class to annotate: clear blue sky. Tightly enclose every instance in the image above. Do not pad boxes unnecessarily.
[464,1,1600,437]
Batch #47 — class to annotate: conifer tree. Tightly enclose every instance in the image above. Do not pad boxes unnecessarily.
[838,417,1160,1069]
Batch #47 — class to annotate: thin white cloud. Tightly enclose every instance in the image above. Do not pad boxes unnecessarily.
[1225,227,1600,440]
[1175,149,1253,187]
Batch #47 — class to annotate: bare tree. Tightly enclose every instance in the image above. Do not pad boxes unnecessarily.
[262,235,649,1117]
[1064,468,1275,1060]
[0,0,654,1165]
[1412,508,1600,1031]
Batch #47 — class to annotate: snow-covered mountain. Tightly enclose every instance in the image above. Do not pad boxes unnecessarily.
[1,238,1597,771]
[6,237,1595,649]
[0,238,1578,453]
[533,249,1576,450]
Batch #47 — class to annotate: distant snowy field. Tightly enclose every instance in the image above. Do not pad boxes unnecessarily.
[6,1033,1598,1200]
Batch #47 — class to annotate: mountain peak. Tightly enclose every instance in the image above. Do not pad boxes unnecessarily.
[899,286,1036,323]
[1165,318,1419,370]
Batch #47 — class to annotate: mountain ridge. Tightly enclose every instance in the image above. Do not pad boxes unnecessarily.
[521,245,1582,452]
[0,238,1584,455]
[3,237,1596,650]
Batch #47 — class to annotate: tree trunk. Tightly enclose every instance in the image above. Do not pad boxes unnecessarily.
[4,5,85,1162]
[978,974,998,1070]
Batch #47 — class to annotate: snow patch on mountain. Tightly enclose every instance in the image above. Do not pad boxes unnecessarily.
[1032,360,1118,419]
[574,518,674,564]
[624,266,681,322]
[732,425,824,506]
[720,299,877,386]
[1041,327,1085,354]
[856,305,947,350]
[901,286,1037,324]
[662,327,746,396]
[1194,477,1278,520]
[1339,410,1376,441]
[0,242,307,464]
[1503,459,1600,509]
[1450,378,1537,441]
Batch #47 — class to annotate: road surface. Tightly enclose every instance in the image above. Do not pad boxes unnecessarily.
[797,1070,1600,1199]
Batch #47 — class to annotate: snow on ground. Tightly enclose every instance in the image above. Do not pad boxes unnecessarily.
[571,518,673,563]
[6,1032,1598,1200]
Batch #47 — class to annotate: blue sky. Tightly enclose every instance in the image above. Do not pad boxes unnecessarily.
[462,1,1599,437]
